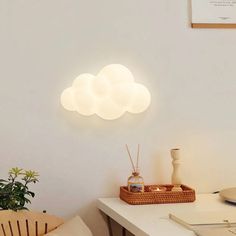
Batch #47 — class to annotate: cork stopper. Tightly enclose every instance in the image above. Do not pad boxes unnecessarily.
[132,172,139,176]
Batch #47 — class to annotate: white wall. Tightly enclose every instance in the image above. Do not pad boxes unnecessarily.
[1,0,236,235]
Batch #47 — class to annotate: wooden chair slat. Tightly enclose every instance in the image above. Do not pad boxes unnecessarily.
[27,220,34,236]
[1,223,11,236]
[16,221,21,236]
[36,221,44,236]
[25,220,29,236]
[8,222,13,236]
[44,224,47,235]
[1,224,6,236]
[35,222,38,236]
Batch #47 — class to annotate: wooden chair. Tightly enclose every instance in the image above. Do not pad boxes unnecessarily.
[0,210,64,236]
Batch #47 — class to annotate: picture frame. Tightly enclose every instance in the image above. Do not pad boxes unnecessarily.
[191,0,236,28]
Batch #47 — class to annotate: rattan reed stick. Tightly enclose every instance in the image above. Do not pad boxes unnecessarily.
[125,144,136,172]
[136,144,140,172]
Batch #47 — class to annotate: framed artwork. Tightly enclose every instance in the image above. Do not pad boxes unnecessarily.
[191,0,236,28]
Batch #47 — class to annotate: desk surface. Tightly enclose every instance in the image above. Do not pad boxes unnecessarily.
[98,194,235,236]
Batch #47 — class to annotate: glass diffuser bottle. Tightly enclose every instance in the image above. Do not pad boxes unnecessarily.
[127,170,144,193]
[126,144,144,193]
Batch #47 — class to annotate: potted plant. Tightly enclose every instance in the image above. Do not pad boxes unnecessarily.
[0,167,39,211]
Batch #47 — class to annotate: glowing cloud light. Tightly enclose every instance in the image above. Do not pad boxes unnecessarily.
[61,64,151,120]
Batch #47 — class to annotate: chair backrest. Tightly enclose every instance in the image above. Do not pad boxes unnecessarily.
[0,210,64,236]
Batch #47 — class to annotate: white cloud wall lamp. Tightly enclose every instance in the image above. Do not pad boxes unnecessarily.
[61,64,151,120]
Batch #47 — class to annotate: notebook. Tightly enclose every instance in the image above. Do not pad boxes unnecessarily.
[195,227,236,236]
[169,211,236,230]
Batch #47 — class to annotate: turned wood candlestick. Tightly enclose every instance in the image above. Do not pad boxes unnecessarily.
[170,148,182,191]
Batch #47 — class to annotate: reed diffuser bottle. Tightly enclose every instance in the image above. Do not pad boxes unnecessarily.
[126,144,144,193]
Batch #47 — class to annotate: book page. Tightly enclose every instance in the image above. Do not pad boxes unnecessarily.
[192,0,236,24]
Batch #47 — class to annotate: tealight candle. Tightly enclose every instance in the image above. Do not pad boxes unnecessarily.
[149,186,167,192]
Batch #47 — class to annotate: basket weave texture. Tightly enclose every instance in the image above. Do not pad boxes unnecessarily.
[120,184,195,205]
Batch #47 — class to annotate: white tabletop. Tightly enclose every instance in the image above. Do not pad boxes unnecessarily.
[98,194,234,236]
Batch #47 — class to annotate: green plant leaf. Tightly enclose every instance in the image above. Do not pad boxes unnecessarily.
[0,168,39,211]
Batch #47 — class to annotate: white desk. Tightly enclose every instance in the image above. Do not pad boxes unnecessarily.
[98,194,234,236]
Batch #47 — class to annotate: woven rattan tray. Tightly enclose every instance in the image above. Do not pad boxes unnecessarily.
[120,184,195,205]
